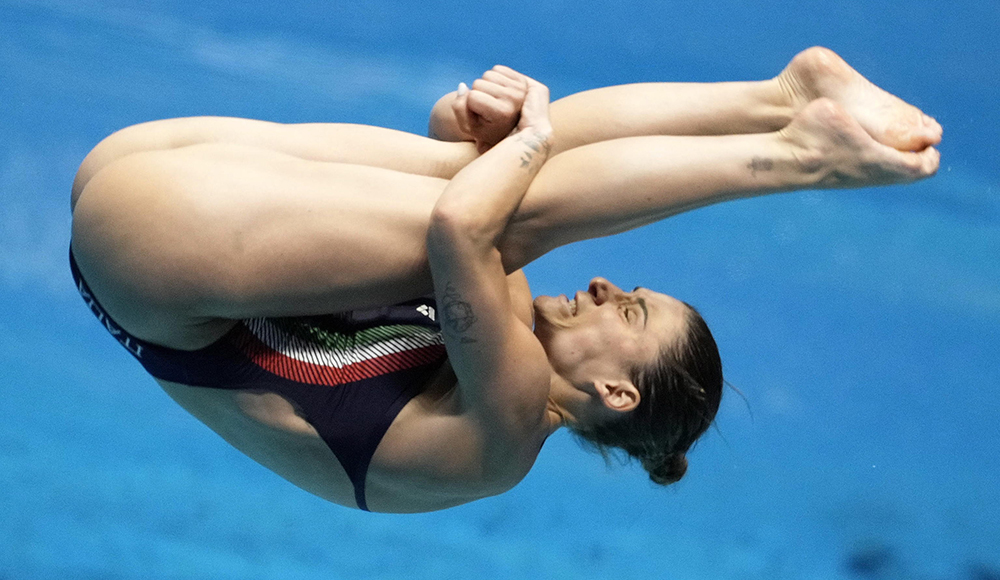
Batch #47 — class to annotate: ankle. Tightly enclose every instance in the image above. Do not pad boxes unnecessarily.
[773,129,828,186]
[749,77,798,131]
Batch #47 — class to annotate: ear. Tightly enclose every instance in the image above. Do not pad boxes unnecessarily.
[593,379,640,413]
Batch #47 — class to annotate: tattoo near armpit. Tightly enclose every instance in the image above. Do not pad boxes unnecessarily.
[441,282,478,340]
[748,156,774,177]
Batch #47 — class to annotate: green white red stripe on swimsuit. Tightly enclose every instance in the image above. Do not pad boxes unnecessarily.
[238,317,446,386]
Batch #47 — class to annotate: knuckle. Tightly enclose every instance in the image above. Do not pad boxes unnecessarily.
[467,91,488,106]
[498,88,520,103]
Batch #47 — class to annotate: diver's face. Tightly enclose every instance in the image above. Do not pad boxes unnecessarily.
[533,277,690,383]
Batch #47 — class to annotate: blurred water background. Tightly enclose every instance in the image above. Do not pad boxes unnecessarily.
[1,0,998,578]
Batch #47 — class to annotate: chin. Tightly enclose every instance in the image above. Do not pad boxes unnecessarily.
[531,298,548,325]
[532,297,556,327]
[533,295,571,331]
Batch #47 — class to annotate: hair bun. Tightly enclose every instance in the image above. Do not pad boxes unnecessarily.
[646,452,688,485]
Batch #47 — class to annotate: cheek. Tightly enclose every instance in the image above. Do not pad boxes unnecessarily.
[543,327,597,371]
[567,326,617,362]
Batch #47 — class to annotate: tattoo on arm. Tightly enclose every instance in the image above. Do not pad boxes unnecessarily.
[515,130,553,170]
[441,282,478,343]
[748,156,774,178]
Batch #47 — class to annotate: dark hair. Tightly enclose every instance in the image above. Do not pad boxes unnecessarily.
[571,303,723,485]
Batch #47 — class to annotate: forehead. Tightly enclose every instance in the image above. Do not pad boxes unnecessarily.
[634,287,685,311]
[635,288,689,338]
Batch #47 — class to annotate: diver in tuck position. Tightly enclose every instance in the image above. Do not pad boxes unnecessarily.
[70,47,940,513]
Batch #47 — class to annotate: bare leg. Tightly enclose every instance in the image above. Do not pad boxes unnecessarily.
[76,48,941,214]
[71,98,938,350]
[430,47,942,155]
[548,78,792,153]
[502,99,940,269]
[72,117,479,210]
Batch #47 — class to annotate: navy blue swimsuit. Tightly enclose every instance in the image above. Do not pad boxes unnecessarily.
[70,249,447,511]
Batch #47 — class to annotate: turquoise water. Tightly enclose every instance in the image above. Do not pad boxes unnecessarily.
[2,0,997,578]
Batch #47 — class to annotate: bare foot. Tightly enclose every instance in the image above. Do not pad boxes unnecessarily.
[780,98,940,188]
[776,46,943,152]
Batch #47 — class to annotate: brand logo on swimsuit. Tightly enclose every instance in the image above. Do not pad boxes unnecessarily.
[416,304,436,321]
[76,279,144,359]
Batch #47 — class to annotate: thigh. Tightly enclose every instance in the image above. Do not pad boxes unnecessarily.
[72,117,477,211]
[71,143,450,349]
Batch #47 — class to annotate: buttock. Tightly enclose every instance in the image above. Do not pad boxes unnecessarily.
[156,376,361,507]
[71,143,450,349]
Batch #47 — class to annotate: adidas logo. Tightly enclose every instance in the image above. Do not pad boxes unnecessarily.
[416,304,436,321]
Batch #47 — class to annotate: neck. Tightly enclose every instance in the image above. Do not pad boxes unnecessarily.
[545,398,568,435]
[545,371,590,435]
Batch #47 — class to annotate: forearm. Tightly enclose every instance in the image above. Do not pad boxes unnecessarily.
[430,128,552,249]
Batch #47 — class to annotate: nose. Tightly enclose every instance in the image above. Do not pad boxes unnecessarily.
[588,277,624,304]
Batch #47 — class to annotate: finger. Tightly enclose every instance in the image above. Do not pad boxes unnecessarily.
[451,83,473,135]
[491,65,530,87]
[482,70,527,90]
[518,81,552,130]
[467,90,516,123]
[471,78,524,102]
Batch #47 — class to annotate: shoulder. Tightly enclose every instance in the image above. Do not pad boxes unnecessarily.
[505,269,535,327]
[372,373,548,507]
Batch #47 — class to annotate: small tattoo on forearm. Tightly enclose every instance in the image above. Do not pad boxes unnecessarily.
[748,156,774,177]
[515,130,552,171]
[441,282,478,339]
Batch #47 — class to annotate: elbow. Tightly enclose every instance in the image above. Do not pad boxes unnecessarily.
[428,203,495,252]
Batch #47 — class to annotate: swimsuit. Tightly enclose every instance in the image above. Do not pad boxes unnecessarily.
[69,248,447,511]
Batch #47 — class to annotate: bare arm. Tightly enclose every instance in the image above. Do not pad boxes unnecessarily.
[426,80,553,447]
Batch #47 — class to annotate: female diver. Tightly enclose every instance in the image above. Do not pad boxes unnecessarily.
[69,47,940,513]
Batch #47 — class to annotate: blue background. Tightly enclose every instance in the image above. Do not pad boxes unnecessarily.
[1,0,997,578]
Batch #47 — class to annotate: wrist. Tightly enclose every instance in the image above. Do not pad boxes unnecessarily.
[515,124,554,147]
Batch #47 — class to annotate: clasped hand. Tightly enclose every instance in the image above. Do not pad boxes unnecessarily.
[453,66,550,153]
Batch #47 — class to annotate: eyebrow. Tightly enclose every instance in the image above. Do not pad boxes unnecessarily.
[632,287,649,329]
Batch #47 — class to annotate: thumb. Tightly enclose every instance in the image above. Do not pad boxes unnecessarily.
[451,83,474,136]
[518,80,551,132]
